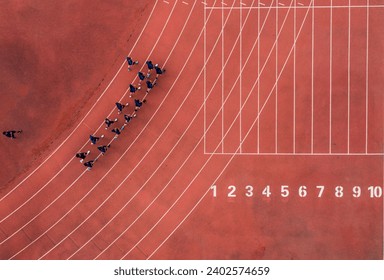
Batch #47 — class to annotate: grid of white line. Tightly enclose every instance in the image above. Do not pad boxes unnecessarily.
[203,2,383,156]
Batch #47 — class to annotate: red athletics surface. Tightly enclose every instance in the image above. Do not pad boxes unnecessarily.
[0,0,383,260]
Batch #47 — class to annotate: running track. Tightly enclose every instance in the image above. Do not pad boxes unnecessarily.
[0,0,383,259]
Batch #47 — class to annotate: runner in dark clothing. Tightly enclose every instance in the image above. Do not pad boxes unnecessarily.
[75,150,90,163]
[105,118,118,129]
[134,99,143,111]
[89,134,104,145]
[129,84,140,98]
[126,56,138,71]
[111,124,126,139]
[146,60,154,79]
[84,160,95,171]
[2,130,22,139]
[138,71,146,86]
[97,144,111,155]
[146,80,156,93]
[146,60,154,70]
[124,113,136,123]
[154,64,166,78]
[116,102,129,114]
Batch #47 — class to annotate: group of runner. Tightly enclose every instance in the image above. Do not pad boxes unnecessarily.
[75,56,166,170]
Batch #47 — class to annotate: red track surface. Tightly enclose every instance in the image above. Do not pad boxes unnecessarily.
[0,0,383,260]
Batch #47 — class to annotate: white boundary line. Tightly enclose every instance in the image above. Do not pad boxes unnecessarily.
[257,0,260,153]
[204,2,207,154]
[311,0,314,153]
[293,0,296,153]
[203,152,384,156]
[365,0,369,154]
[348,0,351,153]
[239,1,243,153]
[275,0,278,153]
[0,1,160,203]
[329,0,333,154]
[221,1,226,153]
[204,5,384,9]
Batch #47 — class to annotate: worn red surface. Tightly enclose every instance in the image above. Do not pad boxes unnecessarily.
[0,0,383,260]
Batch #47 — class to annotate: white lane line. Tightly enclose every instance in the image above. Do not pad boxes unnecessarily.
[329,0,333,153]
[204,3,207,153]
[164,0,170,4]
[239,2,243,152]
[347,0,351,153]
[311,0,314,153]
[202,1,207,5]
[257,0,260,153]
[276,0,279,153]
[205,5,384,8]
[365,0,369,153]
[293,0,296,153]
[221,2,225,153]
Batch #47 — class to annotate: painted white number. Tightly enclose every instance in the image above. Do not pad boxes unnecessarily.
[245,185,254,197]
[210,185,217,197]
[228,185,236,197]
[335,186,344,198]
[316,185,325,197]
[262,185,271,197]
[352,186,361,198]
[281,185,289,197]
[298,185,307,197]
[368,186,383,198]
